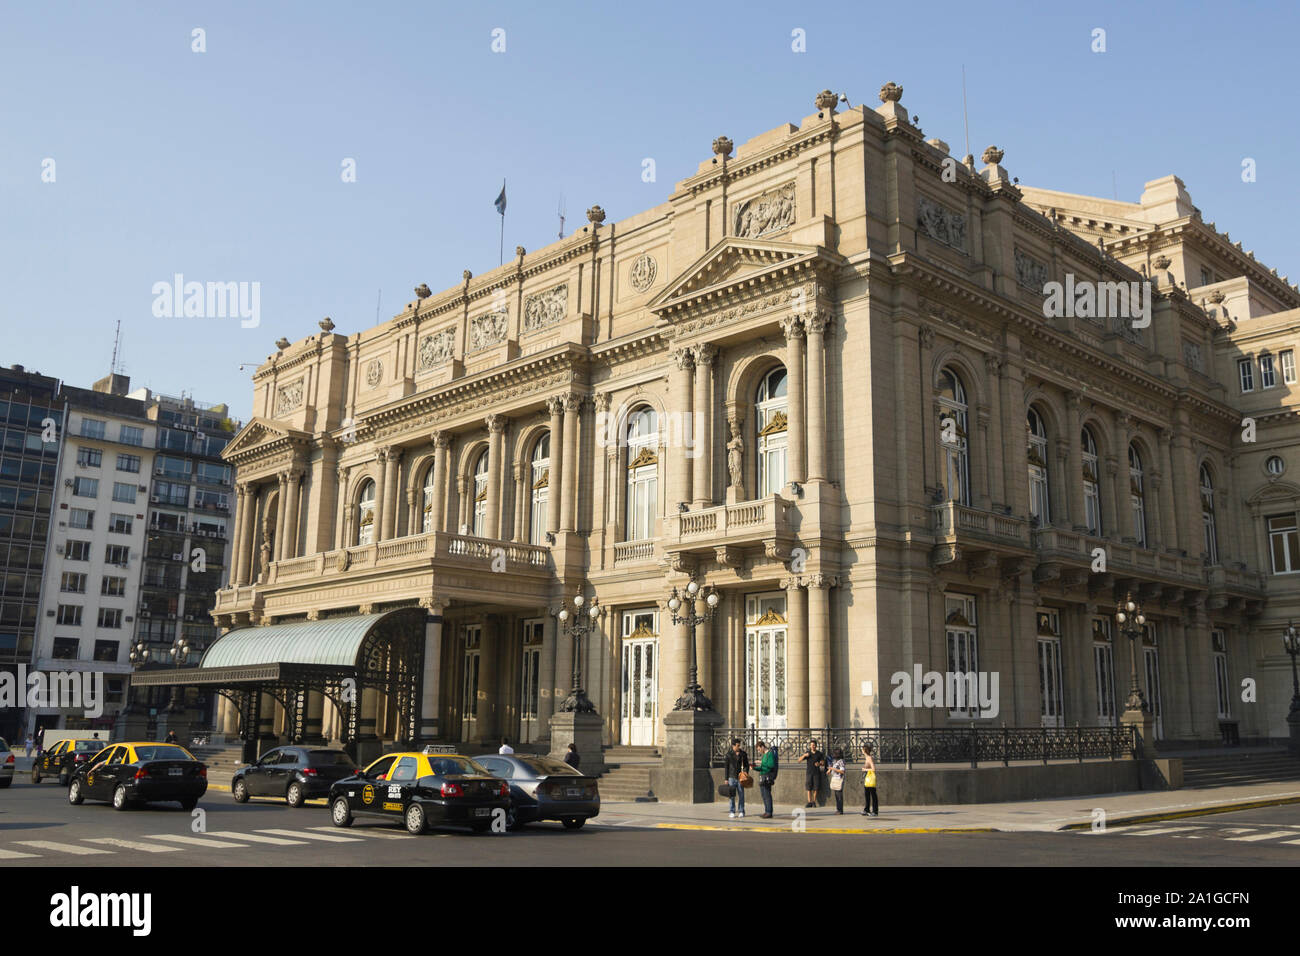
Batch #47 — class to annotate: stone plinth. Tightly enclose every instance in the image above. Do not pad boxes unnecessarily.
[549,711,606,776]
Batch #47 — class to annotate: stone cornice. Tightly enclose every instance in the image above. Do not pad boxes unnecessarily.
[675,121,837,198]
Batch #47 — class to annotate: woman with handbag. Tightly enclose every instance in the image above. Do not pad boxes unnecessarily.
[861,742,879,817]
[724,738,751,818]
[828,748,847,814]
[755,741,776,818]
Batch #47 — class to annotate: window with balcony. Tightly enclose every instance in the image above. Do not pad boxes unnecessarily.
[152,480,189,507]
[755,366,788,497]
[116,453,141,473]
[625,407,659,542]
[76,447,102,468]
[1081,427,1102,535]
[1268,513,1300,573]
[1238,359,1254,392]
[156,454,190,480]
[936,369,971,506]
[194,489,228,512]
[356,480,376,546]
[1200,464,1218,564]
[1129,445,1148,549]
[195,461,231,486]
[1027,407,1051,526]
[420,461,440,535]
[528,433,549,545]
[471,449,489,537]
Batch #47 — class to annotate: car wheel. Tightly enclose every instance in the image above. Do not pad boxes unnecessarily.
[286,782,305,808]
[68,779,84,805]
[405,802,427,835]
[180,798,198,811]
[506,807,522,831]
[112,785,131,811]
[330,796,353,828]
[561,817,585,830]
[232,779,249,803]
[31,768,41,784]
[58,771,69,787]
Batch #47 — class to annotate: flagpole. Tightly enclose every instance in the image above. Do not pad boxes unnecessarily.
[499,178,505,267]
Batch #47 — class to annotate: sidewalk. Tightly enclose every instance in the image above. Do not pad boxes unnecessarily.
[592,780,1300,833]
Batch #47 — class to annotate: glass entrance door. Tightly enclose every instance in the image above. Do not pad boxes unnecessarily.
[620,610,658,746]
[460,624,481,742]
[519,619,543,744]
[1143,643,1163,740]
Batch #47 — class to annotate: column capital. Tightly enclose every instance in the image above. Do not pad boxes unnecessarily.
[918,326,935,350]
[545,395,565,416]
[983,352,1002,376]
[1065,389,1084,410]
[779,314,805,341]
[692,342,718,367]
[1113,411,1131,430]
[593,391,612,412]
[673,346,695,371]
[419,595,449,615]
[560,393,582,414]
[804,311,832,336]
[485,413,508,434]
[432,429,451,449]
[781,575,804,591]
[805,573,839,589]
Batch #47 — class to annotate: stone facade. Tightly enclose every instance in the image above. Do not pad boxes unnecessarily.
[212,87,1300,752]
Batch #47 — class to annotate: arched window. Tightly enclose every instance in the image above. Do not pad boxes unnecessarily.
[472,449,489,537]
[1027,408,1051,525]
[755,367,788,497]
[1081,427,1101,535]
[1129,445,1147,549]
[530,432,550,546]
[420,464,437,534]
[936,369,971,505]
[356,479,376,546]
[625,407,658,541]
[1200,464,1218,564]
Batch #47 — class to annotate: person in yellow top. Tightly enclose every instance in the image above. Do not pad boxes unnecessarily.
[861,743,879,817]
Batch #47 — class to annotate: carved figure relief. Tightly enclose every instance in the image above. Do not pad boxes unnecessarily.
[418,328,455,369]
[916,195,967,252]
[275,381,303,416]
[522,284,567,334]
[629,254,658,293]
[732,182,796,239]
[365,360,383,388]
[470,310,508,351]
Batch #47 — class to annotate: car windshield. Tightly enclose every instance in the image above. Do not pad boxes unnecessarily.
[427,755,491,776]
[308,751,356,766]
[519,757,581,777]
[134,745,192,762]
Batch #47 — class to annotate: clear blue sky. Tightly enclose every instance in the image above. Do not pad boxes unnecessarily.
[2,0,1294,423]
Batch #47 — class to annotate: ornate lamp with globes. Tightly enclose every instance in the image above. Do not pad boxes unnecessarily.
[1115,593,1157,756]
[548,589,608,776]
[660,574,726,803]
[1283,621,1300,753]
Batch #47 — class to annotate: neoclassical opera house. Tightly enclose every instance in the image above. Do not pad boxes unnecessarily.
[138,85,1300,760]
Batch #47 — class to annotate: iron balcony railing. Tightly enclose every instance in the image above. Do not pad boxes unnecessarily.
[710,724,1140,769]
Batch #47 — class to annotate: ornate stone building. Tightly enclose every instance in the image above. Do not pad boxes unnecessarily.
[201,86,1300,759]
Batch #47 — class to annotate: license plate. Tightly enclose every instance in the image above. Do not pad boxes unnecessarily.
[168,768,182,776]
[473,807,492,817]
[566,788,582,797]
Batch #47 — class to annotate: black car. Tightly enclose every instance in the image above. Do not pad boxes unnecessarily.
[68,742,207,811]
[328,751,510,835]
[231,746,359,807]
[473,753,600,829]
[32,738,109,785]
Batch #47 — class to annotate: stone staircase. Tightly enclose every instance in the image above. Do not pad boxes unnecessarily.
[597,746,661,802]
[188,742,248,780]
[1180,747,1300,788]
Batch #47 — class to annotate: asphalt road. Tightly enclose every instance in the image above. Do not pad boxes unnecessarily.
[2,775,1298,867]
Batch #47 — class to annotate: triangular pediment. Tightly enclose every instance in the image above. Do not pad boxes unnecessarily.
[222,417,310,460]
[649,237,828,315]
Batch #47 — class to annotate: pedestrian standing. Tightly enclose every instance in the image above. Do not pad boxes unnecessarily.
[755,741,776,818]
[829,748,847,814]
[798,738,826,807]
[24,734,33,759]
[164,730,177,744]
[724,738,750,818]
[861,743,879,817]
[34,725,44,757]
[563,742,580,769]
[498,737,514,754]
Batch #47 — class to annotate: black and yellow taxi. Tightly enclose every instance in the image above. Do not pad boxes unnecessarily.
[329,751,510,835]
[68,741,207,811]
[32,738,110,786]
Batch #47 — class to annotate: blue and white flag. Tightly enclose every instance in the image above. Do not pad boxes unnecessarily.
[494,182,507,216]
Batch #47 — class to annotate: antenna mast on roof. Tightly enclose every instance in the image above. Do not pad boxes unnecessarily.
[558,193,566,240]
[110,319,123,375]
[961,65,971,159]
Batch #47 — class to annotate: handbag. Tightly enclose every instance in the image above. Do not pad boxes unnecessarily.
[829,772,844,791]
[718,783,735,798]
[864,770,877,788]
[738,770,754,789]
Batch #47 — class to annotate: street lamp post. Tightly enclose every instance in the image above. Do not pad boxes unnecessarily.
[1114,592,1149,714]
[667,577,720,711]
[1283,621,1300,753]
[554,593,603,714]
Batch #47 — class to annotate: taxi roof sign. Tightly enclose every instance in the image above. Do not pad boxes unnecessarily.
[421,744,459,754]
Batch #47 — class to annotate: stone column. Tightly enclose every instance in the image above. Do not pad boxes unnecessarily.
[380,447,401,541]
[430,432,449,534]
[1054,437,1071,528]
[1066,392,1086,531]
[545,398,563,536]
[807,574,833,728]
[785,576,809,728]
[560,395,580,532]
[671,349,694,510]
[232,483,250,585]
[1112,413,1135,541]
[274,472,289,562]
[695,597,712,702]
[373,448,389,541]
[984,355,1006,508]
[691,343,716,507]
[781,316,807,486]
[538,610,558,735]
[485,414,507,540]
[335,466,351,549]
[805,313,829,482]
[418,596,446,741]
[1156,426,1180,552]
[283,469,302,560]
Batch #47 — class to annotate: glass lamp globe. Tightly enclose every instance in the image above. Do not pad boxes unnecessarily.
[706,592,719,607]
[574,595,584,608]
[1116,611,1126,623]
[668,597,680,612]
[1126,600,1136,613]
[1136,614,1146,626]
[589,604,601,619]
[558,609,569,622]
[687,580,699,596]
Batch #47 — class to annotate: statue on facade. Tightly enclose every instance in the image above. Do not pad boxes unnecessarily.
[726,419,745,496]
[258,532,273,582]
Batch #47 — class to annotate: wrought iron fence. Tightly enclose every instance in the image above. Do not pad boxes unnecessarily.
[710,724,1138,769]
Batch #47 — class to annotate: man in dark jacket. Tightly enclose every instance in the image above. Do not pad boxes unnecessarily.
[563,743,580,769]
[724,738,750,818]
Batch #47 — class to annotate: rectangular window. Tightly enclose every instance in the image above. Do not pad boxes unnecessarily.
[1260,354,1276,389]
[68,507,94,530]
[79,419,106,440]
[1283,350,1296,385]
[93,640,120,662]
[194,489,228,512]
[57,604,83,626]
[1092,619,1116,724]
[101,576,126,597]
[944,593,981,718]
[195,461,231,485]
[1212,630,1231,720]
[116,453,141,473]
[119,425,144,447]
[52,637,80,660]
[72,476,99,498]
[108,513,133,534]
[152,480,189,507]
[1200,268,1211,287]
[97,608,123,629]
[156,454,190,479]
[76,447,102,467]
[1238,359,1254,392]
[1269,514,1300,573]
[60,572,86,593]
[112,481,137,503]
[104,544,130,566]
[65,540,92,562]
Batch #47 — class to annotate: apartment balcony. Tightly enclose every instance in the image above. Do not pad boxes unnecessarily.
[663,494,796,565]
[612,538,658,568]
[1031,525,1218,604]
[931,501,1031,570]
[1206,563,1266,612]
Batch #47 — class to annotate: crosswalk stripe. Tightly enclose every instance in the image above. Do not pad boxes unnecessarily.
[0,848,41,859]
[1120,826,1200,836]
[256,828,362,843]
[15,840,112,855]
[144,834,250,849]
[307,826,406,840]
[205,831,308,846]
[85,838,182,853]
[1284,839,1300,846]
[1226,830,1298,842]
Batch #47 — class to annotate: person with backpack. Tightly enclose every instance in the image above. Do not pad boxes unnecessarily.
[755,741,778,818]
[862,742,879,817]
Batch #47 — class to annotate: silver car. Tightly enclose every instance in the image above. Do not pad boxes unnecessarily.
[0,737,13,788]
[472,753,599,830]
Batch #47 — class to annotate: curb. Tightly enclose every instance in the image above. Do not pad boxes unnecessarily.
[653,823,999,835]
[1058,794,1300,830]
